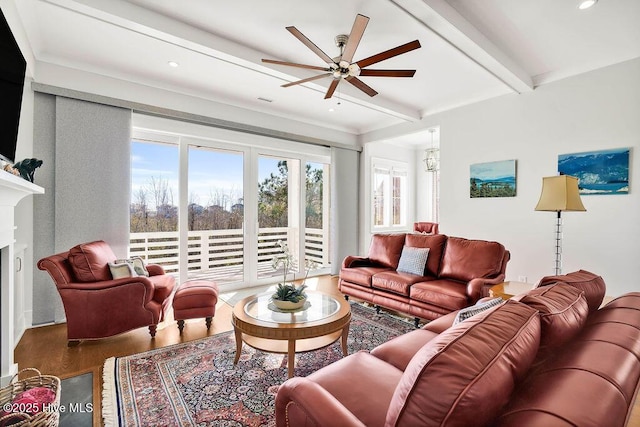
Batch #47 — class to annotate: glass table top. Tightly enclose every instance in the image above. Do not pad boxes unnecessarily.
[244,291,340,324]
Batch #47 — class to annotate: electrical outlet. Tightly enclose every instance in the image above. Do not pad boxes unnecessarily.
[518,275,528,283]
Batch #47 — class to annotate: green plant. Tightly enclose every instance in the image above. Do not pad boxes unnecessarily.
[273,282,307,303]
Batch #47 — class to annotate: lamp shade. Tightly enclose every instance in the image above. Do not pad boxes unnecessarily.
[535,175,586,212]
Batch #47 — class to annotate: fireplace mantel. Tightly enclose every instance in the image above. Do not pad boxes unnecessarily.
[0,171,44,207]
[1,170,44,386]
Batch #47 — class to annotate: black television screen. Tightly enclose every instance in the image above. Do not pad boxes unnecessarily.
[0,8,26,164]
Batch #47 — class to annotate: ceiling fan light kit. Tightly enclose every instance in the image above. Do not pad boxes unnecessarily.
[262,14,421,99]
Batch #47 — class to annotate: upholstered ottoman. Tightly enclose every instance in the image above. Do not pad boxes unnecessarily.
[173,280,219,332]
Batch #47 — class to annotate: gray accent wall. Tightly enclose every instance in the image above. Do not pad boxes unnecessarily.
[330,147,360,275]
[32,95,131,324]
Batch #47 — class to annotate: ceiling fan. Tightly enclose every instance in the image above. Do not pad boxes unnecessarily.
[262,14,421,99]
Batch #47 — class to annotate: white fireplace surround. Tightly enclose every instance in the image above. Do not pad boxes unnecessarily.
[0,171,44,386]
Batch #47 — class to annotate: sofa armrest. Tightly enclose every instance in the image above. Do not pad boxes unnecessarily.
[422,310,458,334]
[56,277,156,306]
[146,264,166,276]
[342,255,375,269]
[467,274,506,301]
[275,377,366,427]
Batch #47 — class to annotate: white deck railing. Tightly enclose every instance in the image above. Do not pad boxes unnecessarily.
[129,227,329,285]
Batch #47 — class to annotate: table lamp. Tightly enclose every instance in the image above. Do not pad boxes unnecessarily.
[535,175,586,275]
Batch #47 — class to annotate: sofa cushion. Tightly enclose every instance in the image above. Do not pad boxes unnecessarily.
[68,240,117,282]
[537,269,606,312]
[340,266,393,287]
[367,234,406,269]
[396,246,430,276]
[372,271,428,296]
[516,284,589,361]
[439,236,506,282]
[385,300,541,427]
[404,233,447,277]
[410,279,469,311]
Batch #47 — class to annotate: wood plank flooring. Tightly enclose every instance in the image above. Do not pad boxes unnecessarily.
[14,277,640,426]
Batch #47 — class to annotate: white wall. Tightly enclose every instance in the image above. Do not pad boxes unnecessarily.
[365,58,640,296]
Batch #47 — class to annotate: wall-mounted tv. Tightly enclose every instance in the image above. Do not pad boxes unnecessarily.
[0,8,27,164]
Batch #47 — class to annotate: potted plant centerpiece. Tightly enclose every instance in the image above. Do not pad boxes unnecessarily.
[270,240,309,310]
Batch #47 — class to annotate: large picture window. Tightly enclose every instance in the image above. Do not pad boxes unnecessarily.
[129,121,331,290]
[372,160,407,229]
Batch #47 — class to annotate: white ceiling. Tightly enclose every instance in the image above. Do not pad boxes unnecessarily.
[12,0,640,141]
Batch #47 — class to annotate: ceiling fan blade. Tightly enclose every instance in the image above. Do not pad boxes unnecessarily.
[356,40,421,69]
[324,79,340,99]
[282,73,332,88]
[359,69,416,77]
[345,76,378,97]
[286,26,335,65]
[341,14,369,63]
[262,59,330,71]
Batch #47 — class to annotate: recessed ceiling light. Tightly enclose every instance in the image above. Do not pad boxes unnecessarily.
[328,108,335,112]
[168,61,179,68]
[578,0,597,10]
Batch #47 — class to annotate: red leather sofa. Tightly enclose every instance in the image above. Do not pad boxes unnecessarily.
[276,270,640,427]
[38,240,175,343]
[339,233,510,324]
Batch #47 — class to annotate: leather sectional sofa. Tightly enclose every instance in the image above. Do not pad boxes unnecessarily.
[276,270,640,427]
[339,233,510,324]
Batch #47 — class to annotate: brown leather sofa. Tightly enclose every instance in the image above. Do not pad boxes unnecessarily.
[276,270,640,427]
[339,233,510,324]
[38,240,175,343]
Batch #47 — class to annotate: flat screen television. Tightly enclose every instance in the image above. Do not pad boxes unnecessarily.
[0,8,27,164]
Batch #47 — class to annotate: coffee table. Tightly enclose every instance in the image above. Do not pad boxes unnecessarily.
[231,290,351,378]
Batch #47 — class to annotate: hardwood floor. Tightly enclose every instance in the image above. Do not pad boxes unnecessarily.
[14,276,640,426]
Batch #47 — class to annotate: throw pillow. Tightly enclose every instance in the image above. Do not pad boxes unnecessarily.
[109,262,136,279]
[453,297,504,325]
[115,257,150,277]
[397,246,430,276]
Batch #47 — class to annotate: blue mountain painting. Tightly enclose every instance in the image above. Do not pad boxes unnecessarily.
[558,148,629,195]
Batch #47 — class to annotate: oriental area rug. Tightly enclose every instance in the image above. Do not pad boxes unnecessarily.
[102,303,415,427]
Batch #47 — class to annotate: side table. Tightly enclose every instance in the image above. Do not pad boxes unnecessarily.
[489,281,534,300]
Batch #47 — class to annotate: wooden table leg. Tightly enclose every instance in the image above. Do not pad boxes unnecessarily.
[340,323,350,356]
[287,339,296,378]
[233,326,243,365]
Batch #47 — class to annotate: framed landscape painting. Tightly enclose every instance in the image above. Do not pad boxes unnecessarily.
[470,160,516,198]
[558,148,630,195]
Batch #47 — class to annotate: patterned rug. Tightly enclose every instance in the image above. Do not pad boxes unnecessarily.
[102,303,415,426]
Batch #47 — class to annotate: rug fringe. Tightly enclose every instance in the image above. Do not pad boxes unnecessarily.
[102,357,118,427]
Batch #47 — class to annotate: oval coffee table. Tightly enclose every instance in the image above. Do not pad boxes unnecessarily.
[231,290,351,378]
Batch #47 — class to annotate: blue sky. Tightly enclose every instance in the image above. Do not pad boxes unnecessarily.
[131,141,284,209]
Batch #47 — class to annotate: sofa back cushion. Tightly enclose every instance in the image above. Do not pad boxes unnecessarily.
[405,233,447,276]
[386,300,540,427]
[515,284,589,362]
[367,233,406,269]
[536,269,606,313]
[68,240,117,282]
[439,236,506,282]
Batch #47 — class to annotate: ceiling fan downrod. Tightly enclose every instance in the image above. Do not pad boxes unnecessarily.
[332,34,359,79]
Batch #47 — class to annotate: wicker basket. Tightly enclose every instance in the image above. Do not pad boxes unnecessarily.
[0,368,60,427]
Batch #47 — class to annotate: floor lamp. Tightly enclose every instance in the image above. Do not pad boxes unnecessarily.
[535,175,586,275]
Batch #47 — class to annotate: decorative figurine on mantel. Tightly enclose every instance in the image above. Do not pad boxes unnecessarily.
[13,158,43,182]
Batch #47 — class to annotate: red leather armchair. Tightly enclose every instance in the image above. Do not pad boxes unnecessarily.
[413,221,439,234]
[37,240,175,344]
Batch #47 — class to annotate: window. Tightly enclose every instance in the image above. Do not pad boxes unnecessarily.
[129,120,332,289]
[372,161,407,229]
